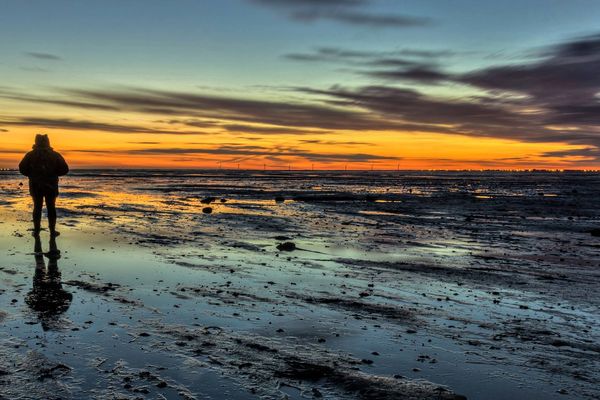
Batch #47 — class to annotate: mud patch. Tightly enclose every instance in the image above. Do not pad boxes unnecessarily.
[145,322,466,400]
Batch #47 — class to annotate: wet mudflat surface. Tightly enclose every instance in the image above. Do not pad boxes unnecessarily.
[0,170,599,399]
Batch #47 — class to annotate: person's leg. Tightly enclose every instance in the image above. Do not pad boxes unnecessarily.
[46,194,58,236]
[32,195,43,235]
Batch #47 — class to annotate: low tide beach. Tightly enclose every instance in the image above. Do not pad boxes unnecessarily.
[0,170,599,399]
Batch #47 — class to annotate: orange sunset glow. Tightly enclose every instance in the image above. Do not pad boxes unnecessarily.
[0,125,593,170]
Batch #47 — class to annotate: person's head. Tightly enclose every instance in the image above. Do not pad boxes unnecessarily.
[34,134,51,149]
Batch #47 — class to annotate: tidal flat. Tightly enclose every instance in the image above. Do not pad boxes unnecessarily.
[0,170,599,399]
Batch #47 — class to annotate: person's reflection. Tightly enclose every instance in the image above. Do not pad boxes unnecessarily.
[26,235,72,331]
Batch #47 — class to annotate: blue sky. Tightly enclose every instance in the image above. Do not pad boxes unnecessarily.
[2,0,599,89]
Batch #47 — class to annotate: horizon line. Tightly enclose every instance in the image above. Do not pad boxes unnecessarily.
[2,167,600,173]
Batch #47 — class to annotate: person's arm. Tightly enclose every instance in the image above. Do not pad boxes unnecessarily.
[18,153,31,177]
[56,153,69,176]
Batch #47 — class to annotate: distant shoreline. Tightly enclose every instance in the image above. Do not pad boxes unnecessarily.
[2,168,599,173]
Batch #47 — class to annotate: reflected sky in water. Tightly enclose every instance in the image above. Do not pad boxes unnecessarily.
[0,170,599,399]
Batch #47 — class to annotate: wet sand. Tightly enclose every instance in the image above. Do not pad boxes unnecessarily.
[0,170,599,399]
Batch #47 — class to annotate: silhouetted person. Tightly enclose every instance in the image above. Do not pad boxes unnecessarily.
[19,134,69,237]
[26,235,72,331]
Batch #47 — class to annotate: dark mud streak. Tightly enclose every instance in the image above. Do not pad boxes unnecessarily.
[336,258,571,286]
[148,323,466,400]
[288,292,419,322]
[177,285,274,304]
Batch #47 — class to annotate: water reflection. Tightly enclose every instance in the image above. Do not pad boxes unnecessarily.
[26,235,72,331]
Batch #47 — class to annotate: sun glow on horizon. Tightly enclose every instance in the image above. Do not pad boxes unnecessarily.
[1,124,595,171]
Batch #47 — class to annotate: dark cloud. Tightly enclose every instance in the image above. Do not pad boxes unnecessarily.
[56,87,397,131]
[1,85,521,139]
[284,46,451,83]
[164,119,220,128]
[285,52,354,63]
[251,0,429,28]
[128,144,398,163]
[0,117,208,135]
[285,47,428,67]
[453,33,600,150]
[541,147,600,160]
[461,34,600,107]
[290,47,381,61]
[365,58,423,68]
[284,49,422,75]
[366,66,450,83]
[297,85,530,135]
[0,91,120,111]
[24,52,62,61]
[285,47,457,64]
[406,156,570,168]
[396,49,457,59]
[70,87,488,134]
[291,10,430,27]
[1,86,403,133]
[70,142,397,164]
[299,139,372,145]
[223,124,327,135]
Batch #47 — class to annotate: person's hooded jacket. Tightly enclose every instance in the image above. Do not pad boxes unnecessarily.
[19,134,69,197]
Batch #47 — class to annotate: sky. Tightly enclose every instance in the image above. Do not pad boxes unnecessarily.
[1,0,600,170]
